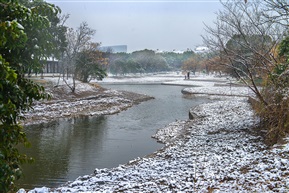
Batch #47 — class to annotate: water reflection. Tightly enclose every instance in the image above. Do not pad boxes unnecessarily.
[19,116,108,189]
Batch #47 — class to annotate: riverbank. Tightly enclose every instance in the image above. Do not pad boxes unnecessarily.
[19,74,289,192]
[22,78,153,126]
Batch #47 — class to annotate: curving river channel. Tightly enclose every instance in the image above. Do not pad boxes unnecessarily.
[18,84,210,190]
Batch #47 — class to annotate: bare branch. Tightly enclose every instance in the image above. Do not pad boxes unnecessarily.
[62,22,96,92]
[203,0,285,105]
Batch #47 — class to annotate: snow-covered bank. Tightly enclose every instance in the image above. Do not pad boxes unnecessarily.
[182,86,255,97]
[100,72,229,86]
[21,97,289,193]
[19,75,289,192]
[22,78,153,125]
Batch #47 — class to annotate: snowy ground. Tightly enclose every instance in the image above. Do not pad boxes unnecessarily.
[22,77,153,125]
[100,72,228,86]
[19,73,289,192]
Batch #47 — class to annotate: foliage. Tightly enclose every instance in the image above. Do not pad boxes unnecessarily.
[62,22,106,92]
[160,50,194,69]
[253,35,289,145]
[108,53,131,75]
[0,0,60,192]
[1,0,65,74]
[75,43,108,83]
[107,49,193,75]
[182,55,199,75]
[199,54,231,76]
[19,0,67,57]
[131,49,169,73]
[279,35,289,58]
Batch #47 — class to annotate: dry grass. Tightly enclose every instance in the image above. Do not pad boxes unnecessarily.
[251,89,289,146]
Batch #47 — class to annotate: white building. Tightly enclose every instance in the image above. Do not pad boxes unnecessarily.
[194,46,209,53]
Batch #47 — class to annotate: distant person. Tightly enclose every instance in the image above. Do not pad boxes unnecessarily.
[183,71,187,79]
[187,71,190,79]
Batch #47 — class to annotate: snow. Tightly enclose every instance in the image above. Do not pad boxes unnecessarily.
[22,77,151,125]
[18,73,289,193]
[23,92,133,125]
[99,72,228,85]
[152,120,188,144]
[182,86,254,97]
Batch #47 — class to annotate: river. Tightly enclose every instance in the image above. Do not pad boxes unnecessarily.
[18,84,209,190]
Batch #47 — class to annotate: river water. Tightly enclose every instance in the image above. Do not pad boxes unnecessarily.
[18,84,209,190]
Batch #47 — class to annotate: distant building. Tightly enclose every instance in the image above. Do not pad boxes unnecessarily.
[195,46,209,53]
[43,58,60,73]
[155,49,164,54]
[172,50,185,54]
[155,49,185,54]
[99,45,127,53]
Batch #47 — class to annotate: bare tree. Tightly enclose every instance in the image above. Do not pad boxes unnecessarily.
[203,0,286,105]
[263,0,289,26]
[239,0,289,144]
[63,22,95,92]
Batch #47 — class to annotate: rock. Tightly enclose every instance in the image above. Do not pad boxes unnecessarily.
[189,110,198,120]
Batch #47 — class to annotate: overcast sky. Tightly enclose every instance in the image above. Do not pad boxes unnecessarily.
[47,0,223,52]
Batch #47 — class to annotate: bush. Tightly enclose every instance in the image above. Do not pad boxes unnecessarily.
[253,67,289,145]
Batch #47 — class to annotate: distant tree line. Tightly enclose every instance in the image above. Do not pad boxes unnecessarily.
[107,49,195,75]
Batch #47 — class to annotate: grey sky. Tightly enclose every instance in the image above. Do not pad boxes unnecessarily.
[47,0,223,52]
